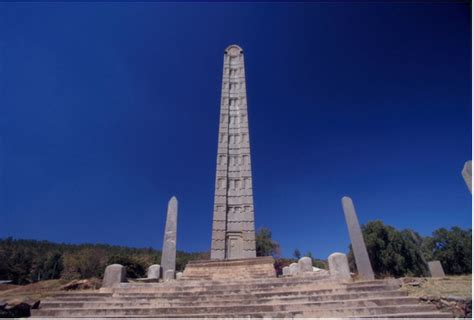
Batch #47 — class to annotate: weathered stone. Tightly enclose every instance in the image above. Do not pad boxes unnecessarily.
[298,257,313,273]
[428,260,446,277]
[102,264,126,288]
[176,272,183,280]
[341,196,375,280]
[182,257,276,281]
[282,266,290,276]
[462,160,472,193]
[147,264,161,279]
[163,270,175,281]
[161,197,178,279]
[328,252,351,280]
[289,262,300,275]
[211,45,256,260]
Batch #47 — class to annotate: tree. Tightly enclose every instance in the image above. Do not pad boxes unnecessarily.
[107,255,146,279]
[293,249,301,260]
[256,228,280,257]
[347,220,428,278]
[422,227,471,275]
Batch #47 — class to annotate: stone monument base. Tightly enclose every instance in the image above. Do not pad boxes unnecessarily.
[182,256,276,281]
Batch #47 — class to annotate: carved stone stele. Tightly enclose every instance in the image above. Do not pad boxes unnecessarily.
[289,262,300,276]
[102,264,126,288]
[341,196,375,280]
[147,264,161,279]
[298,257,313,273]
[210,45,256,260]
[462,160,472,193]
[328,252,351,280]
[161,197,178,279]
[428,261,446,278]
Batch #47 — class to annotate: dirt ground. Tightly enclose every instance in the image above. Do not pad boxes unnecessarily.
[0,279,70,302]
[401,275,472,298]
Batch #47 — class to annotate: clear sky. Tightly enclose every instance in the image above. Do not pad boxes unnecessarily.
[0,2,471,259]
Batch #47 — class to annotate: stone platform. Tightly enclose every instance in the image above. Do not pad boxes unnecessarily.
[31,275,452,318]
[181,256,276,281]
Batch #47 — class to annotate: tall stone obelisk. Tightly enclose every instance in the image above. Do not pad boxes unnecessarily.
[210,45,256,260]
[341,196,375,280]
[162,196,178,280]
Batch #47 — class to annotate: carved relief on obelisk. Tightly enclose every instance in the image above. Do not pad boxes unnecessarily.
[210,45,256,260]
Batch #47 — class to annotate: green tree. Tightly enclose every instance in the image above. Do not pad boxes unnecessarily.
[422,227,471,275]
[107,255,146,279]
[256,228,280,257]
[293,249,301,260]
[348,220,428,278]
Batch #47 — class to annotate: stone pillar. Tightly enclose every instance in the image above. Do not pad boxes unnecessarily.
[289,262,300,276]
[462,160,472,193]
[147,264,161,279]
[102,264,126,288]
[161,196,178,281]
[341,196,375,280]
[210,45,257,260]
[298,257,313,273]
[328,252,351,280]
[428,261,446,277]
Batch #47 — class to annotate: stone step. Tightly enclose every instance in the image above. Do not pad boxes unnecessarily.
[110,282,399,295]
[32,303,439,318]
[43,289,407,306]
[49,284,400,302]
[47,288,405,302]
[358,312,454,318]
[121,274,335,288]
[40,293,415,309]
[30,312,455,319]
[114,284,401,297]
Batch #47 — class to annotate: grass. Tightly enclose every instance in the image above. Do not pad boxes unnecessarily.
[401,275,472,299]
[0,279,70,302]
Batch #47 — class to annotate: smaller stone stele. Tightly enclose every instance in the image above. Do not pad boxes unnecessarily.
[428,261,446,278]
[102,264,126,288]
[462,160,472,193]
[176,272,183,280]
[328,252,351,280]
[282,266,290,276]
[147,264,161,279]
[289,263,300,276]
[163,269,175,281]
[298,257,313,273]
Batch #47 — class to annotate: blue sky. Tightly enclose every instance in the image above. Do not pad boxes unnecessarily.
[0,3,471,259]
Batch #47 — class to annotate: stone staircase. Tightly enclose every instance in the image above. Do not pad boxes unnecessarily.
[31,275,452,318]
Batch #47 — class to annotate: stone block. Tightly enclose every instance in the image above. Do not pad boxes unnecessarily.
[328,252,351,280]
[428,261,446,277]
[163,270,175,281]
[102,264,126,288]
[176,272,183,280]
[298,257,313,273]
[282,266,290,276]
[147,264,161,279]
[289,263,300,276]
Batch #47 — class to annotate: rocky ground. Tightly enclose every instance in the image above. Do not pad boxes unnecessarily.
[401,275,472,318]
